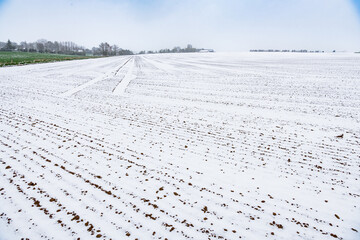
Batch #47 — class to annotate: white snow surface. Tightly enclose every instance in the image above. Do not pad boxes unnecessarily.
[0,52,359,240]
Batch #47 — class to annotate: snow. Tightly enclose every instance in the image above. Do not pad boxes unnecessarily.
[113,58,137,96]
[0,52,359,240]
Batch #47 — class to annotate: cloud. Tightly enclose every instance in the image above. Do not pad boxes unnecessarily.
[0,0,359,51]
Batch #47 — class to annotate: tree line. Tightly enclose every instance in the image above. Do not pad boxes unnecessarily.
[94,42,133,56]
[0,39,134,56]
[1,40,213,56]
[139,44,214,54]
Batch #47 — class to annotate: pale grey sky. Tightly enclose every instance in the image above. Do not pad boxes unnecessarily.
[0,0,359,51]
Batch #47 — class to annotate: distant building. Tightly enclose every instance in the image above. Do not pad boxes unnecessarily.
[199,49,214,53]
[250,49,323,53]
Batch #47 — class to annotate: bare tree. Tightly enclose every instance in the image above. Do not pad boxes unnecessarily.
[19,41,28,52]
[99,42,110,56]
[112,45,119,56]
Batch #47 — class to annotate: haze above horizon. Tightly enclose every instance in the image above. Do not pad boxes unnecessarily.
[0,0,359,51]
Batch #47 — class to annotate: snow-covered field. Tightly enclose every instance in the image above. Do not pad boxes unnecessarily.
[0,52,359,240]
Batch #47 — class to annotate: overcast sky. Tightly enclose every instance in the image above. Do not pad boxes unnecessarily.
[0,0,359,51]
